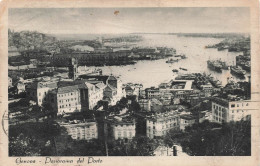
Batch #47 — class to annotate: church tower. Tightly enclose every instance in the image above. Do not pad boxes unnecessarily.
[68,58,78,80]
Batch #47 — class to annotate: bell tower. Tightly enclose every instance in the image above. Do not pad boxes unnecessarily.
[68,58,78,80]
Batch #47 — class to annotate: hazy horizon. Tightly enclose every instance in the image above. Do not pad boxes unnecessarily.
[9,8,250,34]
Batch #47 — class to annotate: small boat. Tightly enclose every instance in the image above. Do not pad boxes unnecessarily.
[179,67,187,71]
[166,58,178,63]
[172,69,179,72]
[181,54,187,59]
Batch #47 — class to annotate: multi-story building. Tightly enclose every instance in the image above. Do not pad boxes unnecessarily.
[179,114,196,131]
[146,110,180,139]
[211,97,253,123]
[78,74,125,105]
[106,115,136,140]
[26,81,58,106]
[61,121,98,140]
[145,87,160,99]
[55,81,105,114]
[123,83,143,97]
[139,99,151,111]
[56,85,82,114]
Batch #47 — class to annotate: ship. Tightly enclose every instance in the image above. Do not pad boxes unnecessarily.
[207,60,222,73]
[230,66,246,78]
[237,61,251,72]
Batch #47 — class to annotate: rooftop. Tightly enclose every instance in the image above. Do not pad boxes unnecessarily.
[180,114,196,120]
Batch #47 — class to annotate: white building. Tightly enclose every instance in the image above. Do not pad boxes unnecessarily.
[146,110,180,139]
[106,115,136,140]
[56,81,105,114]
[61,121,98,140]
[211,97,253,123]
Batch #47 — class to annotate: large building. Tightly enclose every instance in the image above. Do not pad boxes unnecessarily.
[106,115,136,140]
[211,97,252,123]
[78,74,125,106]
[61,121,98,140]
[26,81,58,106]
[145,87,160,99]
[179,114,197,131]
[139,99,151,111]
[54,81,105,114]
[146,110,180,139]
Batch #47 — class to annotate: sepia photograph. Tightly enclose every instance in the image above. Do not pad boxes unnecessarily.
[0,1,258,164]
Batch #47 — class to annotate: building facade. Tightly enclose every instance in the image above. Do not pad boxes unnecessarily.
[62,121,98,140]
[146,110,180,139]
[211,97,253,123]
[106,116,136,140]
[179,114,196,131]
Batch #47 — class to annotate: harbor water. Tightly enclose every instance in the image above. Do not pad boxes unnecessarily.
[79,34,249,88]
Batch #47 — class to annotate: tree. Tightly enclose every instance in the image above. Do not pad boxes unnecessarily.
[164,120,251,156]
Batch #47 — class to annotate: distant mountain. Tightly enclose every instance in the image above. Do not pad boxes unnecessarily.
[8,29,58,51]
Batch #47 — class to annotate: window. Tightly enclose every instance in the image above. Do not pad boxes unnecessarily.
[231,104,235,108]
[237,104,239,107]
[39,92,41,96]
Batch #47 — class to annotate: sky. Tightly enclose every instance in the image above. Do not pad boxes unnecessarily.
[8,8,250,34]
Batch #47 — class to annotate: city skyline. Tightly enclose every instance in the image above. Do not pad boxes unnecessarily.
[9,7,250,34]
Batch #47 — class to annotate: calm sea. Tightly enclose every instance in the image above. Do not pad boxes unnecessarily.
[75,34,248,88]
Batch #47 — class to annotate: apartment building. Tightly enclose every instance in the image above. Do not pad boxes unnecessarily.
[61,121,98,140]
[106,115,136,140]
[179,114,196,131]
[211,97,253,123]
[146,110,180,139]
[26,81,58,106]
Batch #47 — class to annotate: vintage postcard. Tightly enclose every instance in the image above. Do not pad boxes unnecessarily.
[0,0,259,166]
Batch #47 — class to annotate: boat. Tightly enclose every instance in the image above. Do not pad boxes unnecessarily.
[166,58,178,63]
[181,54,187,59]
[179,67,187,71]
[207,60,222,73]
[230,66,246,78]
[172,69,179,72]
[216,59,229,70]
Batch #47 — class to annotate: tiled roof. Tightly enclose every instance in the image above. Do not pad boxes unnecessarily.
[38,82,57,89]
[95,82,106,89]
[57,85,79,94]
[180,114,196,120]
